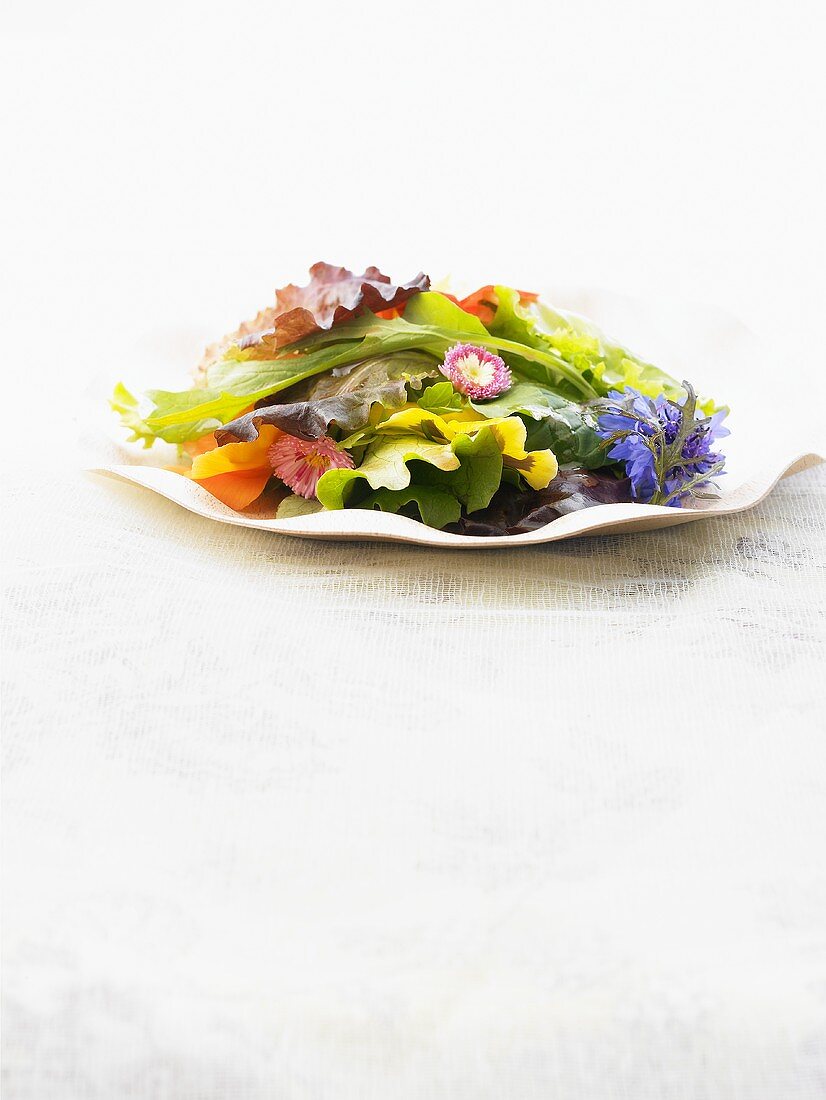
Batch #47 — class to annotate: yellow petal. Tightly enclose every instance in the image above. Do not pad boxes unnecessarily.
[190,423,279,480]
[187,423,279,509]
[377,408,454,441]
[505,447,559,490]
[376,410,558,490]
[450,416,527,451]
[452,417,559,489]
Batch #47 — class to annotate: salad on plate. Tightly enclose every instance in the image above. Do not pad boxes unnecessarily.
[112,263,728,537]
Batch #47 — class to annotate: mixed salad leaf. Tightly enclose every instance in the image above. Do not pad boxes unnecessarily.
[251,262,431,350]
[112,262,728,534]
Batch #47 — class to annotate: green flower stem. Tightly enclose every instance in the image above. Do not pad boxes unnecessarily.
[657,461,726,506]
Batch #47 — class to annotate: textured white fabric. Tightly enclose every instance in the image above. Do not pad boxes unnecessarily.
[4,5,826,1092]
[4,291,826,1098]
[4,459,826,1098]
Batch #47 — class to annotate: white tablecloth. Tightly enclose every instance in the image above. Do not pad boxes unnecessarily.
[4,3,826,1093]
[4,461,825,1098]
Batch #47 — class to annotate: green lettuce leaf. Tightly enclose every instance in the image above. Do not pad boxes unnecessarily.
[110,384,159,449]
[528,298,689,402]
[411,429,503,513]
[113,286,714,449]
[471,380,608,468]
[115,319,447,445]
[486,286,711,407]
[521,413,608,469]
[402,291,491,337]
[358,486,462,529]
[316,426,503,525]
[114,293,604,446]
[275,495,325,519]
[317,435,459,505]
[281,351,438,402]
[416,380,467,414]
[402,292,600,400]
[482,286,593,401]
[486,285,545,348]
[114,340,426,446]
[274,291,597,399]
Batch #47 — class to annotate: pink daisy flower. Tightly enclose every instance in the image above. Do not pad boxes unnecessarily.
[268,433,354,499]
[440,342,511,400]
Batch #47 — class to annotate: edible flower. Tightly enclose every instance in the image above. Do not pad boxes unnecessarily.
[268,433,354,498]
[594,383,728,506]
[440,343,511,400]
[188,424,279,510]
[442,285,539,326]
[373,407,558,489]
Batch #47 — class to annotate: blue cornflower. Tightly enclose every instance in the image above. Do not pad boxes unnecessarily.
[594,384,728,506]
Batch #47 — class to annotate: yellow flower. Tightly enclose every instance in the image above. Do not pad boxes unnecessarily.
[374,408,558,489]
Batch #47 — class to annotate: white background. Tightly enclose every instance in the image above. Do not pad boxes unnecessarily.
[3,0,826,409]
[3,2,826,1098]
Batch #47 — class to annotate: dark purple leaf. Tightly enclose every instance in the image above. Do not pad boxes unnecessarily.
[445,470,632,536]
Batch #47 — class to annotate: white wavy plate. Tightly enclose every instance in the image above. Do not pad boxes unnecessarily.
[93,454,821,548]
[91,287,824,548]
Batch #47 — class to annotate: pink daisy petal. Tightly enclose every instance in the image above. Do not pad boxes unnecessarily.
[439,343,511,400]
[268,433,354,499]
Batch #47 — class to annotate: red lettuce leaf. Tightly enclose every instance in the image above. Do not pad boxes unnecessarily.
[196,264,430,377]
[244,262,430,350]
[444,470,632,536]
